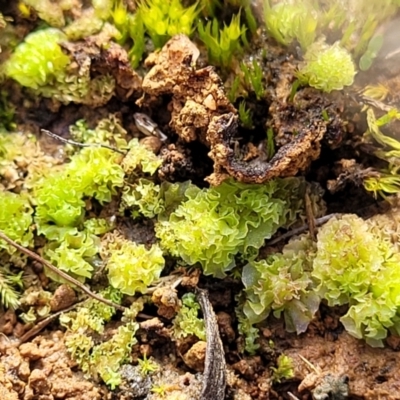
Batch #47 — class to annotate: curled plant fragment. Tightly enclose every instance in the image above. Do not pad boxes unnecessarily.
[364,108,400,159]
[363,165,400,198]
[102,233,165,295]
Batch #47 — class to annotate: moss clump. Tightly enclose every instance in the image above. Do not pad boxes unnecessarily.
[198,13,247,69]
[242,234,318,333]
[62,294,142,389]
[122,139,162,176]
[241,211,400,347]
[103,234,165,295]
[173,293,206,341]
[313,214,400,347]
[138,0,200,48]
[264,0,317,50]
[0,191,33,253]
[5,28,69,89]
[120,179,164,219]
[34,147,124,235]
[297,41,356,92]
[156,178,304,278]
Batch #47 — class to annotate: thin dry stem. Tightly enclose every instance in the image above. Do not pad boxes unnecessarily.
[0,230,126,312]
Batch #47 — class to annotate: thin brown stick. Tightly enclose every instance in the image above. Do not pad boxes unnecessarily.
[0,230,126,312]
[267,213,340,246]
[17,301,85,345]
[304,188,316,240]
[41,129,126,155]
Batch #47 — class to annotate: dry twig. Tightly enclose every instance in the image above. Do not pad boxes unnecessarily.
[41,129,126,155]
[0,230,126,312]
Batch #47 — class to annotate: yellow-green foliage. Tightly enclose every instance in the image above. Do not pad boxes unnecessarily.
[21,0,67,27]
[32,146,123,281]
[198,13,246,69]
[236,306,260,354]
[173,293,206,341]
[241,211,400,347]
[34,147,124,234]
[61,287,121,334]
[138,0,200,48]
[313,214,400,347]
[69,116,128,150]
[238,100,253,129]
[44,229,100,281]
[90,320,138,388]
[62,294,140,388]
[0,267,22,309]
[4,26,116,105]
[242,234,319,333]
[122,138,162,175]
[5,28,69,89]
[264,0,317,50]
[0,191,33,252]
[271,355,294,383]
[297,41,356,92]
[104,236,165,295]
[362,108,400,197]
[138,355,159,376]
[240,60,265,100]
[364,167,400,198]
[364,108,400,159]
[156,178,305,278]
[264,0,399,58]
[121,179,165,218]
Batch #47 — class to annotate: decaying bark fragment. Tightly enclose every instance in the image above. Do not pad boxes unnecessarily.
[206,110,326,185]
[141,35,236,144]
[196,289,226,400]
[141,35,346,185]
